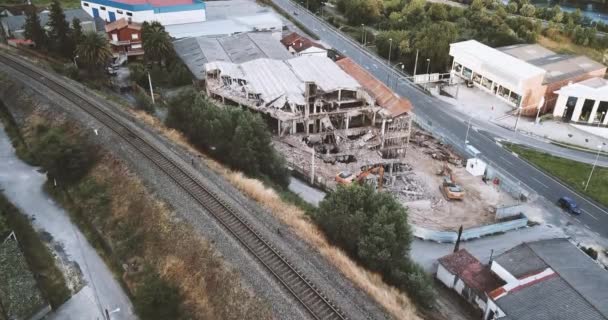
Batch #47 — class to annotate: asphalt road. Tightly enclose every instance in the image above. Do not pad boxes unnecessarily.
[271,0,608,238]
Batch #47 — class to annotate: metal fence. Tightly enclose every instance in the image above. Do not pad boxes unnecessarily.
[413,214,529,243]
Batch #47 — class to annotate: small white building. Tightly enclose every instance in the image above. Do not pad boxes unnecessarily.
[80,0,206,25]
[281,32,328,58]
[553,77,608,125]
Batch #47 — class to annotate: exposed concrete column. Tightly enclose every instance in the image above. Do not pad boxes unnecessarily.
[604,105,608,125]
[278,120,282,137]
[292,120,297,134]
[571,97,586,122]
[345,117,350,130]
[553,93,568,117]
[381,119,386,148]
[588,99,601,124]
[338,89,341,101]
[306,120,310,134]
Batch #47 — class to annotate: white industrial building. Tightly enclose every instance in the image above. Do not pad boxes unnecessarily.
[80,0,206,25]
[553,77,608,125]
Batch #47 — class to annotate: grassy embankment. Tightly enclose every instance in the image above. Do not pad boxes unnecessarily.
[0,191,71,309]
[508,144,608,207]
[0,86,271,319]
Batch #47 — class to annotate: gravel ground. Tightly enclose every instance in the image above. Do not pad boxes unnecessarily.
[0,58,391,320]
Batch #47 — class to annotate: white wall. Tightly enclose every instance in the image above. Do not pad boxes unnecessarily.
[81,1,205,25]
[436,264,456,288]
[484,298,506,319]
[298,47,327,57]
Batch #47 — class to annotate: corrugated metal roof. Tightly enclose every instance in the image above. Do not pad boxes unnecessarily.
[286,55,360,92]
[174,32,291,80]
[164,12,282,38]
[336,58,412,117]
[493,239,608,320]
[438,249,504,294]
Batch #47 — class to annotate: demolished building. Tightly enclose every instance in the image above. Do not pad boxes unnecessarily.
[204,55,413,182]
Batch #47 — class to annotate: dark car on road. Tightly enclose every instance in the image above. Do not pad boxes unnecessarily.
[558,196,582,215]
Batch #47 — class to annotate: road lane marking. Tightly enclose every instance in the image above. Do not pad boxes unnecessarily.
[498,156,514,166]
[531,177,549,189]
[584,224,591,230]
[574,217,581,223]
[594,231,600,237]
[581,209,599,221]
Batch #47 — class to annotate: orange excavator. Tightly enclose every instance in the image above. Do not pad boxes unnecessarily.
[336,165,385,190]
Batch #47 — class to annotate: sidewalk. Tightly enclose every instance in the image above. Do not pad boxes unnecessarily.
[436,85,608,153]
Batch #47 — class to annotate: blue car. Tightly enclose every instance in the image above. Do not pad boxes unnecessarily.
[558,196,582,215]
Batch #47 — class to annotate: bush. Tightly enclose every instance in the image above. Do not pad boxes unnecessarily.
[134,269,181,320]
[166,90,290,188]
[133,84,155,114]
[28,125,97,185]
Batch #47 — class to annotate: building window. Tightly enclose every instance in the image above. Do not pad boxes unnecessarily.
[462,67,472,79]
[117,9,123,14]
[126,12,132,16]
[100,6,106,10]
[579,99,596,122]
[453,62,462,73]
[131,33,139,40]
[131,43,142,49]
[481,77,493,90]
[83,2,89,6]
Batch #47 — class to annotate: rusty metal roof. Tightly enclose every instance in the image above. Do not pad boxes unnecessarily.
[336,58,412,117]
[439,249,504,294]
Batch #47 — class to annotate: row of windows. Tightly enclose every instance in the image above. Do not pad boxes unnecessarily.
[82,2,132,16]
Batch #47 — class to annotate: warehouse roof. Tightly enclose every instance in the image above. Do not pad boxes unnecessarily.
[492,239,608,320]
[450,40,546,91]
[1,8,93,32]
[499,44,606,84]
[164,12,282,38]
[174,32,291,80]
[205,56,361,108]
[337,58,412,117]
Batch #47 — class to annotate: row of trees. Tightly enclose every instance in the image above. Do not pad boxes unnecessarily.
[166,89,291,188]
[336,0,607,73]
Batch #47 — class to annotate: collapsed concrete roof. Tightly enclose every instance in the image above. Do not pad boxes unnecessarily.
[205,55,362,108]
[336,57,412,117]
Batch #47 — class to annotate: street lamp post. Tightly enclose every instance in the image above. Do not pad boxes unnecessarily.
[514,107,523,132]
[425,58,430,91]
[361,24,365,44]
[585,145,603,191]
[413,49,419,76]
[73,55,79,68]
[386,38,393,83]
[147,71,155,104]
[465,115,474,145]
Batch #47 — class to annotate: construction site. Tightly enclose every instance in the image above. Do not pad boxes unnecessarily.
[202,43,514,232]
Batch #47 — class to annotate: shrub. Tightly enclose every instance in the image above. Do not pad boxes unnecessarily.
[133,84,155,114]
[134,269,181,320]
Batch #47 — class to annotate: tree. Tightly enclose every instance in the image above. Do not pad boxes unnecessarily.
[413,21,458,72]
[550,4,563,23]
[470,0,485,11]
[75,31,112,71]
[427,3,448,21]
[342,0,383,24]
[376,30,409,60]
[316,184,412,273]
[47,0,74,58]
[24,8,47,49]
[71,18,83,44]
[519,3,536,17]
[141,21,174,66]
[507,1,518,14]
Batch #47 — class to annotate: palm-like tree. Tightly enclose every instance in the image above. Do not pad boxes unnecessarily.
[75,31,112,71]
[141,21,174,66]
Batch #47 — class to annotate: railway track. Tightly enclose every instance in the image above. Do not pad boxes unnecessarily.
[0,52,347,320]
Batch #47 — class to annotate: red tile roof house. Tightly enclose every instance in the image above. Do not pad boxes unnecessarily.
[280,32,327,57]
[105,17,143,59]
[437,249,504,314]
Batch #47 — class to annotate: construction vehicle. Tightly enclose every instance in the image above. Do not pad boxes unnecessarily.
[335,165,385,190]
[437,164,465,200]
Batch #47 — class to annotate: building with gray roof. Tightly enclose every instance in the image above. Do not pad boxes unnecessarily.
[173,32,291,80]
[0,8,99,39]
[485,239,608,320]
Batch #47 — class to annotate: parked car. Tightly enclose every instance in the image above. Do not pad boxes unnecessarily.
[557,196,581,215]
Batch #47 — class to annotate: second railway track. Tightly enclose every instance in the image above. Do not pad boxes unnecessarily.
[0,52,347,320]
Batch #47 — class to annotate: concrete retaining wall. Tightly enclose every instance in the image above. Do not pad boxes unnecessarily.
[496,204,524,220]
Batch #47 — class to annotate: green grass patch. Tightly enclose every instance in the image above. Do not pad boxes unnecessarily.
[0,194,71,309]
[508,144,608,207]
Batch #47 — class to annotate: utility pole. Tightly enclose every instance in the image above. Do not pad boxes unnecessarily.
[425,58,430,91]
[310,147,315,184]
[514,107,522,132]
[465,115,473,145]
[147,71,155,104]
[535,98,545,125]
[361,24,365,44]
[585,145,602,191]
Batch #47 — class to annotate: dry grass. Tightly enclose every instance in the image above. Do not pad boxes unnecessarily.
[131,108,422,319]
[538,35,606,65]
